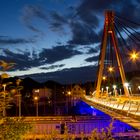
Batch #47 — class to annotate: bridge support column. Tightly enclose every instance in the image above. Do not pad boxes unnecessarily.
[95,11,130,98]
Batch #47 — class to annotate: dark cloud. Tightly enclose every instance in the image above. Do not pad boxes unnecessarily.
[0,44,81,71]
[48,4,100,45]
[21,5,48,34]
[68,0,140,45]
[0,37,35,45]
[78,0,140,29]
[76,8,99,29]
[22,5,47,22]
[77,0,121,15]
[0,49,41,71]
[26,25,43,35]
[39,45,82,64]
[49,11,70,34]
[116,1,140,26]
[85,55,99,62]
[87,47,99,54]
[51,11,66,23]
[40,64,65,70]
[20,1,140,46]
[68,22,99,45]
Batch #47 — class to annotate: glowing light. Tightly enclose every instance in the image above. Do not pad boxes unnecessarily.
[106,86,109,91]
[34,96,38,101]
[102,76,107,80]
[108,30,112,34]
[101,88,104,93]
[124,82,129,88]
[113,85,117,89]
[108,66,114,72]
[68,91,71,95]
[138,86,140,90]
[129,51,139,61]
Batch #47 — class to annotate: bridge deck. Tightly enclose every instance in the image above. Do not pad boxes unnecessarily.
[83,96,140,130]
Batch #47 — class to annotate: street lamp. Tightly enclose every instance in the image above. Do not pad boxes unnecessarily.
[101,88,104,93]
[108,66,114,73]
[2,84,6,117]
[106,86,109,96]
[34,96,39,117]
[119,88,122,95]
[16,79,23,117]
[113,85,117,96]
[124,82,129,88]
[67,91,71,113]
[1,82,12,117]
[102,76,107,80]
[68,91,71,95]
[124,82,130,96]
[129,51,139,62]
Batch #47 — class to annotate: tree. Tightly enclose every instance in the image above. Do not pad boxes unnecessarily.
[0,76,32,140]
[0,117,32,140]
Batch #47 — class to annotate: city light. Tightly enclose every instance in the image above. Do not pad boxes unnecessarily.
[138,86,140,90]
[124,82,129,88]
[102,76,107,80]
[106,86,109,93]
[101,88,104,93]
[68,91,71,95]
[129,51,139,62]
[34,96,38,101]
[34,96,39,117]
[2,84,6,91]
[113,85,117,89]
[108,66,114,72]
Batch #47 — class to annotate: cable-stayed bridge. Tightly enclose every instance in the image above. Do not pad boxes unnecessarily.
[83,10,140,130]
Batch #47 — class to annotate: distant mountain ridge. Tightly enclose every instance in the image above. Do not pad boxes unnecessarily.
[19,66,97,84]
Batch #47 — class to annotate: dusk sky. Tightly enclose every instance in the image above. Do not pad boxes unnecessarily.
[0,0,140,83]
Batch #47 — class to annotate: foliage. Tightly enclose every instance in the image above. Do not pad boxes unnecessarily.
[0,117,32,140]
[40,120,115,140]
[0,78,32,140]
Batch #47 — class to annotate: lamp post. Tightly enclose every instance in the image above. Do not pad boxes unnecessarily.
[16,79,23,117]
[124,82,130,96]
[113,85,117,97]
[2,84,6,117]
[101,88,104,93]
[18,92,21,117]
[67,91,71,113]
[106,86,109,96]
[34,96,39,117]
[1,82,12,117]
[119,88,122,96]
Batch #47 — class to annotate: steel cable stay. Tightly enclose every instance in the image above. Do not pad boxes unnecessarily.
[115,17,140,37]
[115,20,140,48]
[115,14,140,27]
[114,20,140,66]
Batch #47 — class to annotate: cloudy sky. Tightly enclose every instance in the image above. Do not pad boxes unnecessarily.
[0,0,140,83]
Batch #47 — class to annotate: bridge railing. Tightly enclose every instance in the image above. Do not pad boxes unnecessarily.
[84,95,140,119]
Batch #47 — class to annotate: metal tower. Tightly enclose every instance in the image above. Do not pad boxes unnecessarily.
[95,11,130,97]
